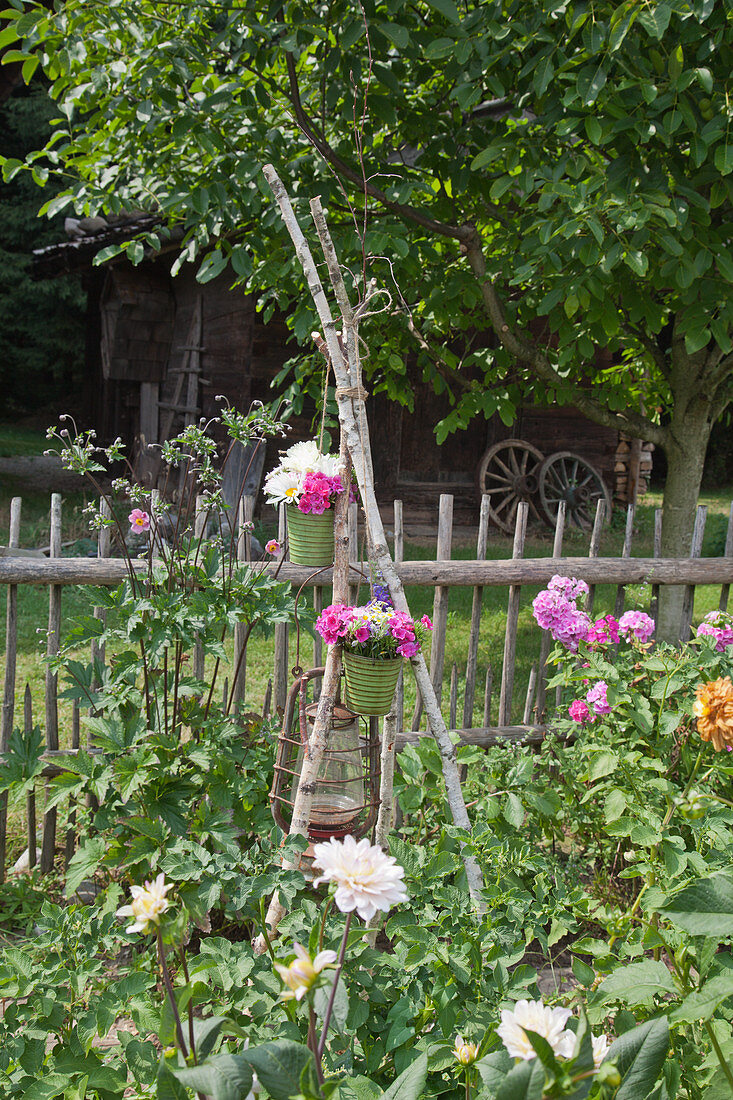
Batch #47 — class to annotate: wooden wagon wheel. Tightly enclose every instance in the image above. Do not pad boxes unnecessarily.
[538,451,612,530]
[476,438,545,533]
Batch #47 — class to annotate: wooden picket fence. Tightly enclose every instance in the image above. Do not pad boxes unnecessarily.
[2,490,733,881]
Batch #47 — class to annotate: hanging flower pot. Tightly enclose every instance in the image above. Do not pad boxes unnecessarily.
[342,652,403,717]
[286,506,335,567]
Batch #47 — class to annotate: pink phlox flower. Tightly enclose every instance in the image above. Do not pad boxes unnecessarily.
[397,640,419,658]
[618,610,655,643]
[265,539,281,555]
[297,471,340,514]
[697,612,733,652]
[548,575,589,602]
[389,612,415,642]
[586,680,612,715]
[587,615,620,646]
[128,508,151,533]
[316,604,355,644]
[569,699,592,723]
[421,615,434,630]
[532,587,592,652]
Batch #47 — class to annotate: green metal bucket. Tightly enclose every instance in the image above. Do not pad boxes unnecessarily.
[342,653,402,717]
[287,507,335,567]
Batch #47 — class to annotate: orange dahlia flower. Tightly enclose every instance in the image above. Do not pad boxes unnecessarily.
[694,677,733,752]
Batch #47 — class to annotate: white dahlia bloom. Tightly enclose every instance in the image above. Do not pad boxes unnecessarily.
[454,1034,479,1066]
[310,452,342,477]
[497,999,574,1062]
[274,943,338,1001]
[312,835,408,921]
[263,468,302,506]
[116,872,172,934]
[281,440,322,472]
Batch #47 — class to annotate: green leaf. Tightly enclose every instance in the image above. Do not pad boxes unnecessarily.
[584,116,602,144]
[495,1056,545,1100]
[671,973,733,1023]
[242,1041,315,1100]
[314,976,349,1036]
[475,1049,513,1092]
[597,960,677,1005]
[623,250,648,277]
[171,1054,253,1100]
[503,793,525,829]
[657,873,733,936]
[714,144,733,176]
[65,836,106,895]
[533,56,553,97]
[424,0,460,23]
[577,64,607,105]
[380,1053,428,1100]
[603,1018,669,1100]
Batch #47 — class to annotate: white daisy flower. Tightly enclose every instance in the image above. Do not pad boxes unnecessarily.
[497,999,574,1062]
[116,872,172,934]
[263,468,302,506]
[274,943,338,1000]
[312,835,408,922]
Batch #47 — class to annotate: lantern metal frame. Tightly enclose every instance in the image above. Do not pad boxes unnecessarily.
[270,666,381,841]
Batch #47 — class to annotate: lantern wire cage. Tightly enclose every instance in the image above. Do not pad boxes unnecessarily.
[270,668,381,842]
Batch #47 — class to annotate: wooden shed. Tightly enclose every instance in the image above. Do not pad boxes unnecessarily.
[33,218,652,525]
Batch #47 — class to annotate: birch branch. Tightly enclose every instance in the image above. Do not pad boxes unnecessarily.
[261,164,485,909]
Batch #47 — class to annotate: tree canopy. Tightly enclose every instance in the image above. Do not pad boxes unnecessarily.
[2,0,732,574]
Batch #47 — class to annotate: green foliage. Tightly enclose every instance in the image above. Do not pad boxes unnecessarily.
[0,84,85,415]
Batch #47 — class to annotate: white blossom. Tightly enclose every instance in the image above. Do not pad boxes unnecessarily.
[281,440,322,472]
[263,468,302,507]
[312,835,408,921]
[274,943,338,1001]
[592,1033,610,1069]
[116,873,172,934]
[454,1034,479,1066]
[497,999,574,1062]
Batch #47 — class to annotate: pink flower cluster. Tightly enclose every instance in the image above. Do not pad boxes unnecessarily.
[315,603,432,659]
[534,576,656,651]
[532,576,592,652]
[316,603,355,644]
[297,472,346,515]
[569,679,611,723]
[586,615,620,646]
[618,610,655,643]
[696,612,733,652]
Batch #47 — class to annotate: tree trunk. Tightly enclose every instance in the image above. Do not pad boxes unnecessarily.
[656,342,715,641]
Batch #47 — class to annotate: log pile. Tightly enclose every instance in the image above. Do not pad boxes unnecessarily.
[614,433,655,502]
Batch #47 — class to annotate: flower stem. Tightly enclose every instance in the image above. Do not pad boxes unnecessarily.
[704,1020,733,1095]
[317,912,352,1061]
[179,947,197,1063]
[157,930,189,1060]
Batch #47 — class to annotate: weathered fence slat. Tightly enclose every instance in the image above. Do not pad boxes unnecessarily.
[412,494,453,730]
[719,501,733,613]
[613,502,636,619]
[348,501,359,605]
[535,500,567,719]
[41,493,62,875]
[273,504,289,714]
[0,496,21,881]
[483,665,493,726]
[679,505,708,641]
[498,501,529,726]
[25,685,36,871]
[449,662,458,730]
[585,498,606,617]
[651,508,663,632]
[523,663,538,726]
[463,495,490,729]
[392,501,404,734]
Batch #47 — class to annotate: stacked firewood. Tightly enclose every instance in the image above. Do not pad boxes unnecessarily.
[614,433,654,503]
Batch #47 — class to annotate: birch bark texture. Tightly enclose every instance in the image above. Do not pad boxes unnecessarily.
[263,164,485,910]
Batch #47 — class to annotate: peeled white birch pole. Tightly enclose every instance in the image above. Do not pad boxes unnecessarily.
[262,164,485,909]
[256,439,351,948]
